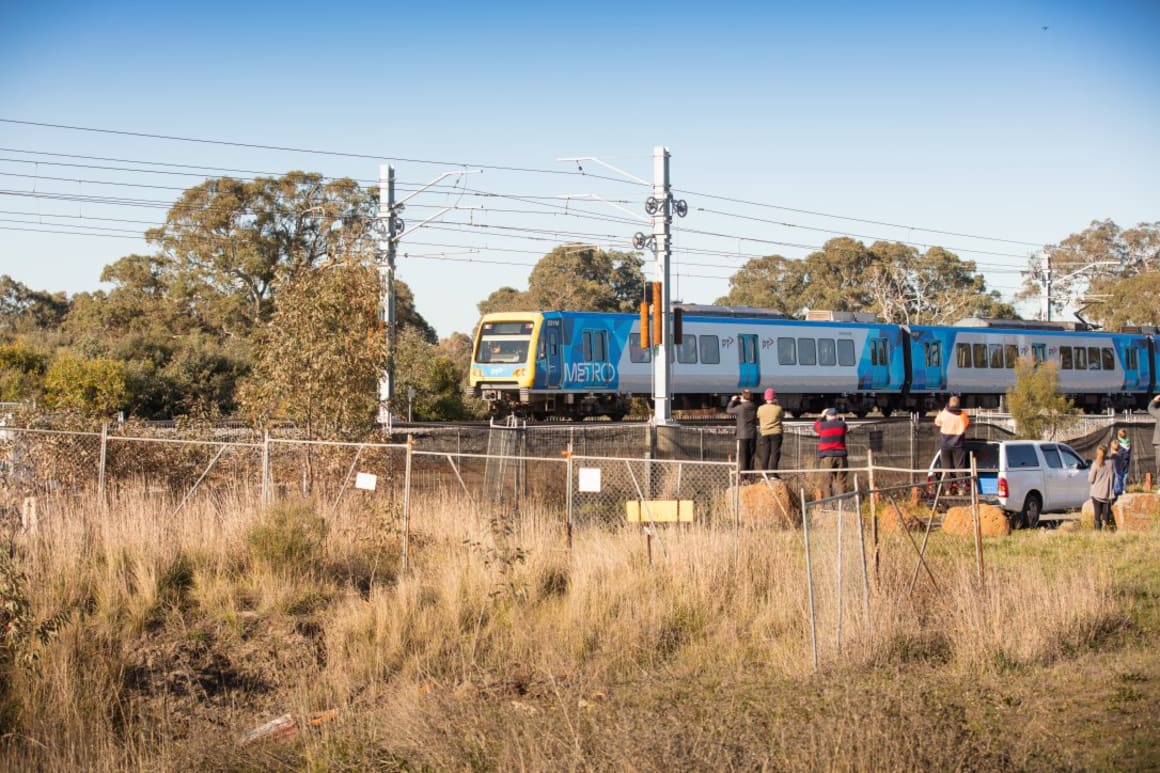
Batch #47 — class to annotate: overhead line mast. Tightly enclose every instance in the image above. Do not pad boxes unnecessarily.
[634,146,687,426]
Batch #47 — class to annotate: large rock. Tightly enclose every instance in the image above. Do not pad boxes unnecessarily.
[942,503,1011,537]
[1113,493,1160,532]
[737,479,801,528]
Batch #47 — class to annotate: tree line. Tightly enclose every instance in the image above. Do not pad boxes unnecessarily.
[0,170,1154,433]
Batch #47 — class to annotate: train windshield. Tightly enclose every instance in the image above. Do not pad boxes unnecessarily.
[477,338,530,364]
[477,320,534,363]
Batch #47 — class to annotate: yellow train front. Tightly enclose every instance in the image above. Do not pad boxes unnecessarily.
[467,311,637,420]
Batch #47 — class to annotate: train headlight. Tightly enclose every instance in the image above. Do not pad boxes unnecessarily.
[470,367,482,379]
[513,367,526,378]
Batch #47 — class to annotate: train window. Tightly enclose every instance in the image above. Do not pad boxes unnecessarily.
[582,330,608,362]
[629,333,650,363]
[972,343,987,369]
[989,344,1003,369]
[1060,347,1072,369]
[1075,347,1087,369]
[1087,347,1101,370]
[924,342,941,367]
[956,343,971,368]
[1126,348,1138,370]
[837,339,855,366]
[483,321,534,335]
[676,335,698,364]
[819,338,837,366]
[777,337,797,366]
[798,338,817,366]
[740,335,759,364]
[700,335,721,364]
[1004,345,1018,368]
[1032,343,1047,365]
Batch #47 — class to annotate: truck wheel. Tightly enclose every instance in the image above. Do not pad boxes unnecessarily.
[1021,493,1042,529]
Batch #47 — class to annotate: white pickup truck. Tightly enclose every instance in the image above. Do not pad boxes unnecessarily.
[928,439,1092,528]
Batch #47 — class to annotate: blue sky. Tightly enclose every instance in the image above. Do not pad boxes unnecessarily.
[1,0,1157,336]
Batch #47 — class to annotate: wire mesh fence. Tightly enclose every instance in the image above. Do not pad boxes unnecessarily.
[2,413,1157,548]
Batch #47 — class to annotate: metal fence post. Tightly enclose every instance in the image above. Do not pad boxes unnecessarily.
[565,443,574,552]
[402,434,413,574]
[98,422,108,501]
[801,487,819,673]
[261,430,270,505]
[970,455,985,584]
[909,412,918,485]
[868,447,879,583]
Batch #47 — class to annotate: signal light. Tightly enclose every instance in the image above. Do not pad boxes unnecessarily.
[673,307,683,345]
[639,300,651,349]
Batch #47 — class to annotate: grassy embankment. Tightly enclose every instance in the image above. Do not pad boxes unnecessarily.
[1,489,1158,771]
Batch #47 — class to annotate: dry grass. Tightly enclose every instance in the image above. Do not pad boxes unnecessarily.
[0,487,1157,771]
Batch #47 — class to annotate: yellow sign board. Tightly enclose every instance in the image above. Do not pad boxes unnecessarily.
[625,499,695,523]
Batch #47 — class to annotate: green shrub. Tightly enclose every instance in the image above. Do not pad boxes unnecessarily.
[246,500,328,575]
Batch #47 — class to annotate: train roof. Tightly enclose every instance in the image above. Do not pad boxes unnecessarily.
[674,304,793,320]
[953,317,1094,332]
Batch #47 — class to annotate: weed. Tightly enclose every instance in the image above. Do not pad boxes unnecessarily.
[0,550,67,673]
[246,499,328,575]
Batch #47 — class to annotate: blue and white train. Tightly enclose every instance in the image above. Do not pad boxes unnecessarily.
[467,306,1157,420]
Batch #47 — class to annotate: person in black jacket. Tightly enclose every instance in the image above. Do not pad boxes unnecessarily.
[727,389,758,473]
[1149,395,1160,491]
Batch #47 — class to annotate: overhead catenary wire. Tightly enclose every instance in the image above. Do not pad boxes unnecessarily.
[0,118,1077,251]
[0,118,650,186]
[0,183,1045,273]
[0,146,1068,272]
[0,122,1074,310]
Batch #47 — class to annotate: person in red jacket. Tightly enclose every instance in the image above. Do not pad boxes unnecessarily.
[814,407,848,498]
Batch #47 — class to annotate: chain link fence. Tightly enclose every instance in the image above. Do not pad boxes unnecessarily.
[3,413,1157,556]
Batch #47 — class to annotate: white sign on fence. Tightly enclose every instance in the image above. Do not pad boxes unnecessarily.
[354,472,378,491]
[578,467,602,493]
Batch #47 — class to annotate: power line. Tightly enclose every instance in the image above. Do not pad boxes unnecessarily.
[0,143,1060,266]
[0,118,649,184]
[695,206,1034,260]
[680,187,1046,247]
[0,119,1067,250]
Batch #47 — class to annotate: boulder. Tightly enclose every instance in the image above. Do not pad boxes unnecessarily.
[737,479,801,528]
[1112,493,1160,532]
[942,503,1011,537]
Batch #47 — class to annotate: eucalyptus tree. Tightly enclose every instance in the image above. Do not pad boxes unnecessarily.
[718,238,1014,323]
[1019,219,1160,327]
[478,244,645,316]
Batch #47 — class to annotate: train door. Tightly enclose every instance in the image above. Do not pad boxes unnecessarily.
[915,336,946,391]
[542,321,562,388]
[737,334,760,388]
[863,335,890,389]
[1122,338,1144,394]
